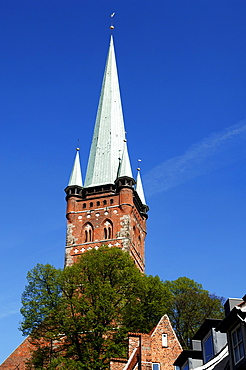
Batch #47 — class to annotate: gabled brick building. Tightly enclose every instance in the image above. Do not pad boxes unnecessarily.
[110,315,182,370]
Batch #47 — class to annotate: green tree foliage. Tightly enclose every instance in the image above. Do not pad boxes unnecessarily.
[20,250,224,369]
[21,264,63,337]
[20,247,170,370]
[163,277,225,349]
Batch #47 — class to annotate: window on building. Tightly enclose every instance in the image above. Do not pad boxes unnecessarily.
[103,220,112,240]
[84,223,93,242]
[83,203,86,209]
[103,200,107,205]
[96,201,100,206]
[181,363,189,370]
[152,364,160,370]
[232,325,245,365]
[90,202,93,207]
[162,333,168,347]
[202,332,214,363]
[110,199,114,204]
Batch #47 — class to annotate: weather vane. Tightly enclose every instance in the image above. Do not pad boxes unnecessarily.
[110,12,115,30]
[137,159,142,171]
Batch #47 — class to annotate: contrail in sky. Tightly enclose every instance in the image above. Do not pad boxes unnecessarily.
[143,119,246,197]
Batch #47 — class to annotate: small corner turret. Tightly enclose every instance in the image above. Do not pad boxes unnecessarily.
[65,148,83,200]
[134,167,149,218]
[115,140,135,189]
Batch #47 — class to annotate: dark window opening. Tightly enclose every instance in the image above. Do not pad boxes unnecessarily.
[84,223,93,242]
[103,220,113,240]
[232,325,245,364]
[203,333,214,363]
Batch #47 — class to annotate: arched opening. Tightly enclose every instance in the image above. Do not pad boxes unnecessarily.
[84,223,93,242]
[103,219,113,240]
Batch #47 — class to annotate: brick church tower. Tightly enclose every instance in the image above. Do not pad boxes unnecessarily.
[64,36,148,272]
[0,34,183,370]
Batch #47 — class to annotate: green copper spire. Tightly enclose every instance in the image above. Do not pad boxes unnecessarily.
[68,148,83,187]
[84,36,132,187]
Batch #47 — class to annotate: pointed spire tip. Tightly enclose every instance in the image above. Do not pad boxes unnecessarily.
[85,31,133,187]
[68,149,83,187]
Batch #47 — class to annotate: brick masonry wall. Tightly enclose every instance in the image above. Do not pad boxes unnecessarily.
[0,337,34,370]
[141,334,152,370]
[128,335,140,357]
[110,358,127,370]
[65,186,147,272]
[150,315,182,370]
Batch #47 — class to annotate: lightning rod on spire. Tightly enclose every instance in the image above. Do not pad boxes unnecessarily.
[110,12,115,30]
[137,159,142,171]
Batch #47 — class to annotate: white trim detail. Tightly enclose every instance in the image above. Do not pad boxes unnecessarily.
[122,347,138,370]
[193,345,228,370]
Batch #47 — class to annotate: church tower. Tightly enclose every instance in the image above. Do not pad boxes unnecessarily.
[65,35,148,272]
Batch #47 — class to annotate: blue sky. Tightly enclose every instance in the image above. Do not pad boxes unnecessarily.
[1,0,246,364]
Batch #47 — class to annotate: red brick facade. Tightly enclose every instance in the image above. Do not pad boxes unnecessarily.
[65,182,147,272]
[0,185,148,369]
[0,315,182,370]
[0,337,34,370]
[110,315,182,370]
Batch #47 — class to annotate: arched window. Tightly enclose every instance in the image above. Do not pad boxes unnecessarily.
[84,223,93,242]
[103,220,113,240]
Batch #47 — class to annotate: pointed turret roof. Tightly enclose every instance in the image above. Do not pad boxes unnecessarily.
[84,36,132,188]
[135,169,147,206]
[117,140,133,179]
[68,149,83,187]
